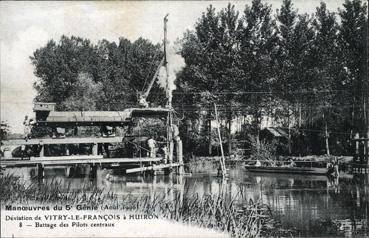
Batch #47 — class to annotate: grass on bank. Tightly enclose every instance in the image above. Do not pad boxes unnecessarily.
[0,173,284,238]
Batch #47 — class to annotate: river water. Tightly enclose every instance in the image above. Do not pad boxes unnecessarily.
[5,164,369,237]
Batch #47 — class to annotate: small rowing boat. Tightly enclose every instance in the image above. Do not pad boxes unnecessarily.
[245,165,330,175]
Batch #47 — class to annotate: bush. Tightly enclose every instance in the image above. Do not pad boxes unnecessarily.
[249,136,277,161]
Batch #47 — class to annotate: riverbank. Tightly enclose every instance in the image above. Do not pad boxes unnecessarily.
[1,208,227,238]
[189,155,352,163]
[0,173,274,238]
[186,155,353,171]
[2,165,368,237]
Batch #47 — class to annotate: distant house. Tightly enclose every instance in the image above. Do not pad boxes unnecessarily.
[260,127,288,140]
[260,127,289,155]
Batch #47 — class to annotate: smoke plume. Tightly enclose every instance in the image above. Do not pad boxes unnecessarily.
[157,45,185,106]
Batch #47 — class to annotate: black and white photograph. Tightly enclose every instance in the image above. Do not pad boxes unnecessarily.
[0,0,368,237]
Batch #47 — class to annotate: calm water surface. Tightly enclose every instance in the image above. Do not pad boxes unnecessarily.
[5,165,369,237]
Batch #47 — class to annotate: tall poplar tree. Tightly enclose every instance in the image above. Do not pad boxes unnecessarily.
[339,0,368,138]
[178,4,241,155]
[237,0,278,149]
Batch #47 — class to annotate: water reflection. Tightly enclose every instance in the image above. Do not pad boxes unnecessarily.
[4,166,369,237]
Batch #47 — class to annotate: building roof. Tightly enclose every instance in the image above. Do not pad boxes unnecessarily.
[262,127,288,138]
[37,107,172,126]
[33,102,56,111]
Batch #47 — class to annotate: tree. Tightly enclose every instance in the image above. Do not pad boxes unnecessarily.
[178,4,241,155]
[31,36,164,111]
[237,0,278,151]
[31,36,96,109]
[276,0,320,155]
[0,121,10,141]
[93,37,164,110]
[338,0,368,138]
[62,72,103,111]
[217,4,241,154]
[275,0,298,154]
[309,2,341,155]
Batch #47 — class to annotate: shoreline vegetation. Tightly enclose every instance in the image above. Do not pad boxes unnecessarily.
[0,173,286,238]
[186,155,352,172]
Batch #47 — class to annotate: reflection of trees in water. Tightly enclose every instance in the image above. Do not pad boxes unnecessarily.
[327,176,368,217]
[327,175,369,236]
[246,174,369,237]
[6,166,368,236]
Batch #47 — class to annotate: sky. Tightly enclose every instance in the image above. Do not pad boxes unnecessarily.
[0,0,345,133]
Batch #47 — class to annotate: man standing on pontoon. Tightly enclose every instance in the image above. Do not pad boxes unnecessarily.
[147,136,157,158]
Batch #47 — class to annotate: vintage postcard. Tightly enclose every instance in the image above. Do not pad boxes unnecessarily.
[0,0,368,237]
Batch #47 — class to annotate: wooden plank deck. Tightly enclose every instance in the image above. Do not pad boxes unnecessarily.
[126,163,180,174]
[0,156,162,167]
[1,136,124,145]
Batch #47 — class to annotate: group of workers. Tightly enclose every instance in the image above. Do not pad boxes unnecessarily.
[146,125,180,161]
[147,135,167,158]
[326,159,340,177]
[254,157,340,177]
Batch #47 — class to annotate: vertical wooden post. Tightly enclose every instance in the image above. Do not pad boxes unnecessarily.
[178,175,184,217]
[39,144,44,157]
[92,143,98,156]
[365,20,369,169]
[152,164,158,176]
[163,145,168,164]
[169,141,174,164]
[168,173,174,202]
[84,164,91,177]
[177,138,184,174]
[228,110,232,156]
[89,164,97,179]
[214,103,227,177]
[37,164,44,179]
[150,175,157,203]
[163,14,171,108]
[208,112,212,156]
[65,166,74,178]
[366,133,369,167]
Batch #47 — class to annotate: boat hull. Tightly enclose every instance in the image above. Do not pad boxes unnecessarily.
[245,165,329,175]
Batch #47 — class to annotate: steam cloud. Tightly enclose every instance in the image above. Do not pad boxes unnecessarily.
[157,45,185,105]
